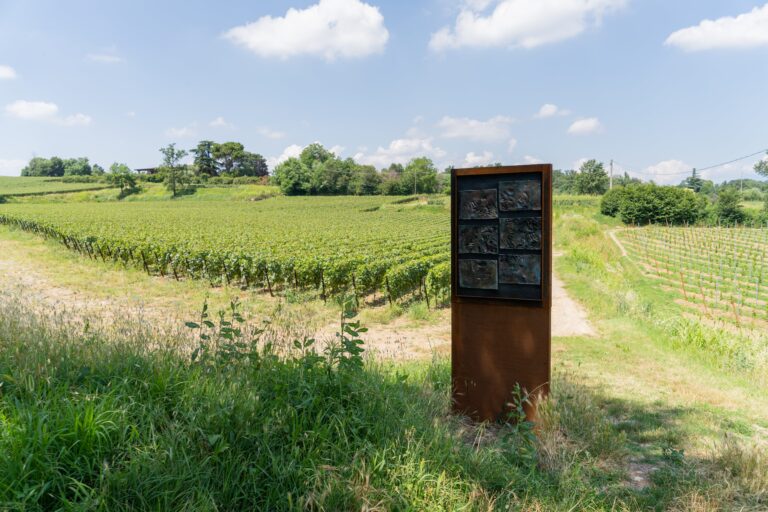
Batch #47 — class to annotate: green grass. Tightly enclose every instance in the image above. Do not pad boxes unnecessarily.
[0,293,636,511]
[4,183,280,203]
[742,200,765,213]
[0,176,112,197]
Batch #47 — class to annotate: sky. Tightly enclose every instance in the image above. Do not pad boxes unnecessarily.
[1,0,767,184]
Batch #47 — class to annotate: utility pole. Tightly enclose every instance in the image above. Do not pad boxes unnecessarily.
[609,159,614,189]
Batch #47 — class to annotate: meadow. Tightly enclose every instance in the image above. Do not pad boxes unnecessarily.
[0,188,766,510]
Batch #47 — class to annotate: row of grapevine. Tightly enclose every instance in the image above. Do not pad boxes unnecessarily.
[0,197,453,305]
[618,225,768,327]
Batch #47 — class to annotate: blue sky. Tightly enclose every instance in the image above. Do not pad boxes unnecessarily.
[1,0,767,184]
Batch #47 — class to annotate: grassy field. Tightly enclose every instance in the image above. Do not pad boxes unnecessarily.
[2,182,280,203]
[0,176,113,196]
[0,194,766,510]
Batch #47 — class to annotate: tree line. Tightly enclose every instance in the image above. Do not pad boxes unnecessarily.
[272,143,445,196]
[21,157,105,177]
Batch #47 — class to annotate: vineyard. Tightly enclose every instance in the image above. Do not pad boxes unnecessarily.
[618,226,768,329]
[0,197,451,304]
[0,176,112,197]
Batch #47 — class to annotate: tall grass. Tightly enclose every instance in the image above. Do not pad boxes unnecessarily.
[0,292,640,511]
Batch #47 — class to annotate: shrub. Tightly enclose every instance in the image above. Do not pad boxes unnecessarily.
[615,184,706,225]
[713,188,747,225]
[600,186,626,216]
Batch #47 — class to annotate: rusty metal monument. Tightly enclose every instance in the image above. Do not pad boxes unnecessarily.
[451,164,552,422]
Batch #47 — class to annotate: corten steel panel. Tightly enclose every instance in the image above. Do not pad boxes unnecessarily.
[451,164,552,423]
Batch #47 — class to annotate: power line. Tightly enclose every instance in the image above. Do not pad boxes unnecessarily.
[695,148,768,173]
[611,147,768,178]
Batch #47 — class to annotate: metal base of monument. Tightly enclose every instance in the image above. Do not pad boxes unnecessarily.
[451,164,552,423]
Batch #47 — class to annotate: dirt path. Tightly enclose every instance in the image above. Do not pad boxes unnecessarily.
[608,229,629,257]
[0,235,596,360]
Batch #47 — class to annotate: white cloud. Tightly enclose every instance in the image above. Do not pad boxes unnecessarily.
[329,145,345,156]
[464,151,495,166]
[209,116,234,128]
[257,126,285,139]
[165,124,197,138]
[354,137,447,168]
[4,100,91,126]
[507,138,518,153]
[0,158,26,176]
[0,65,17,80]
[522,155,543,164]
[5,100,59,120]
[567,117,602,135]
[534,103,570,118]
[436,115,514,142]
[267,144,303,168]
[223,0,389,61]
[126,111,136,118]
[643,159,691,185]
[665,4,768,52]
[430,0,626,51]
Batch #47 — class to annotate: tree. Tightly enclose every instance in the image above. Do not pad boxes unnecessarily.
[48,157,65,177]
[310,158,354,194]
[350,165,382,195]
[235,151,268,177]
[575,159,609,195]
[299,143,334,169]
[159,143,190,197]
[191,140,218,177]
[106,162,137,195]
[755,153,768,178]
[682,168,703,193]
[552,169,577,194]
[613,172,641,188]
[212,142,245,175]
[91,163,105,175]
[63,157,92,176]
[273,157,311,195]
[402,157,438,194]
[20,157,53,176]
[714,188,746,225]
[19,156,67,176]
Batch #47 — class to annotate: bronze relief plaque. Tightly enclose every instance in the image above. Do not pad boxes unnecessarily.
[459,189,498,220]
[499,180,541,211]
[459,259,498,290]
[458,225,499,254]
[499,254,541,285]
[500,217,542,250]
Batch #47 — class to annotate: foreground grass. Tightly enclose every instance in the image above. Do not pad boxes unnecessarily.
[0,295,627,511]
[1,292,766,510]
